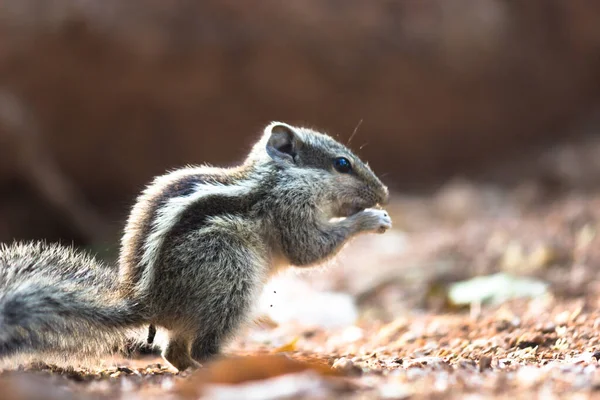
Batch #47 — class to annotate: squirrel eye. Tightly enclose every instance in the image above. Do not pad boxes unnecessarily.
[333,157,352,173]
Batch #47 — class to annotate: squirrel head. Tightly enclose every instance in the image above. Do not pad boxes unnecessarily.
[249,122,389,218]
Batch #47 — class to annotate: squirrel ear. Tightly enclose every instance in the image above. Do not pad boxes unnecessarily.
[265,123,299,163]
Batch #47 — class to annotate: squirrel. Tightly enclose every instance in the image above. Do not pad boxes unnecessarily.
[0,122,391,371]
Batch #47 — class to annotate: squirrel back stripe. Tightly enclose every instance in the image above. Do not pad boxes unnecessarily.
[119,166,251,292]
[138,179,258,294]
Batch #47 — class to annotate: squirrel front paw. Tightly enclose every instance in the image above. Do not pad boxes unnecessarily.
[352,208,392,234]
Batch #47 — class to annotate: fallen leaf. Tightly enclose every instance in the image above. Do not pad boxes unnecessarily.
[176,354,344,398]
[272,337,299,353]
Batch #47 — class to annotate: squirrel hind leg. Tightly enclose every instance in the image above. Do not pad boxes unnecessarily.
[162,332,200,371]
[190,332,221,363]
[158,221,267,370]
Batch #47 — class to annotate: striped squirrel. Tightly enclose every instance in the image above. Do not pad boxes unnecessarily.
[0,122,391,371]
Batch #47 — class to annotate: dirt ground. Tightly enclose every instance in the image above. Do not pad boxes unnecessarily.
[3,135,600,399]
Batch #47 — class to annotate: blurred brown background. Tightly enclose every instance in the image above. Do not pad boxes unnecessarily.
[1,0,600,247]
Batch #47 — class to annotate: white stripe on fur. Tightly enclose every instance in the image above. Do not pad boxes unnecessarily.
[138,180,254,292]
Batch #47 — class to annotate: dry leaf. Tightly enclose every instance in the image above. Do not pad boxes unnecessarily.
[176,354,343,398]
[272,337,299,353]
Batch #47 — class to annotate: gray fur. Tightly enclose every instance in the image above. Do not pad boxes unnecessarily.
[0,121,391,371]
[0,242,144,366]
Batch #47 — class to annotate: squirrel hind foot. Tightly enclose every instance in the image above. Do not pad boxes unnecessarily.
[161,335,201,372]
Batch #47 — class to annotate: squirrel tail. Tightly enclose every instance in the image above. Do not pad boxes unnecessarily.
[0,282,143,364]
[0,243,145,365]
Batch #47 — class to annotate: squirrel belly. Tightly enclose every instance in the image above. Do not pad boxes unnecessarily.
[0,122,391,371]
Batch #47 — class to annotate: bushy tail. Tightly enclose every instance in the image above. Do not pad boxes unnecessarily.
[0,279,144,365]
